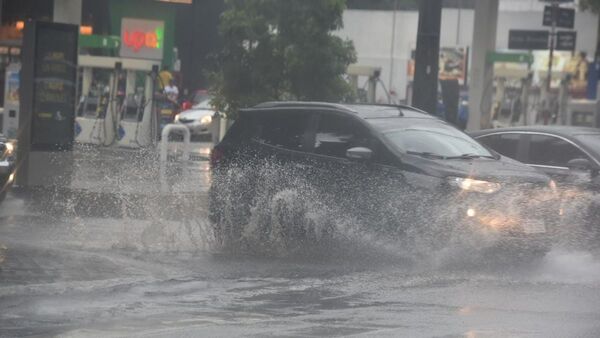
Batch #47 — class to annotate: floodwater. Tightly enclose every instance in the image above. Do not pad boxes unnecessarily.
[2,189,600,338]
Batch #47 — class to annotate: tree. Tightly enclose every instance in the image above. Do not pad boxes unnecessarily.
[580,0,600,60]
[208,0,356,118]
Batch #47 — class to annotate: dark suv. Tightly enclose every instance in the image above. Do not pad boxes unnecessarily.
[209,102,559,255]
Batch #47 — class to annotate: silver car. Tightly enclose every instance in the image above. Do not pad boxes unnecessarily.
[174,99,215,136]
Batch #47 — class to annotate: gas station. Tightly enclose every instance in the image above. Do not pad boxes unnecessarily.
[0,0,599,193]
[0,0,214,202]
[406,0,600,131]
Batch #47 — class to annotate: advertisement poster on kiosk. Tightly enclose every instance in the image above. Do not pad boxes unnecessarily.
[30,26,78,150]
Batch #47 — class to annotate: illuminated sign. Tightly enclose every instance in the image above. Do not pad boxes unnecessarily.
[120,18,164,60]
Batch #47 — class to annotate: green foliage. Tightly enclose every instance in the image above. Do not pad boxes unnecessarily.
[208,0,357,118]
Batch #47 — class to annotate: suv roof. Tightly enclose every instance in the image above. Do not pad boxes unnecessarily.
[247,101,435,120]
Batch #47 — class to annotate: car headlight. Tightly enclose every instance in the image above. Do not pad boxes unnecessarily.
[447,177,502,194]
[5,142,14,154]
[2,142,14,160]
[200,115,212,125]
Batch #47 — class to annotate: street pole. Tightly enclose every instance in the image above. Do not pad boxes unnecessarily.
[388,0,398,93]
[456,0,462,45]
[546,2,558,92]
[412,0,442,115]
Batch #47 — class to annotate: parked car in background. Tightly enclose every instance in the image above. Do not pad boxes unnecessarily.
[210,102,560,256]
[0,135,16,203]
[175,89,216,136]
[471,126,600,189]
[471,126,600,242]
[174,95,215,137]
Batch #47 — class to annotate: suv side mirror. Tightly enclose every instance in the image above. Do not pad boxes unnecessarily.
[346,147,372,161]
[567,158,592,171]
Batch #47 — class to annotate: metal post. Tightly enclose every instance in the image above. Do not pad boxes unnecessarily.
[467,0,499,130]
[520,74,531,125]
[368,75,377,103]
[219,116,227,141]
[546,2,558,92]
[558,75,570,125]
[412,0,443,114]
[160,124,190,193]
[388,0,398,90]
[456,0,462,45]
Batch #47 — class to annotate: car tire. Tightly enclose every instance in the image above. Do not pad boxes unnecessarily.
[270,190,309,248]
[209,168,256,250]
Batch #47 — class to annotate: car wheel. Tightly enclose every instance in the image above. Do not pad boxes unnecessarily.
[209,171,253,249]
[270,189,319,250]
[586,202,600,247]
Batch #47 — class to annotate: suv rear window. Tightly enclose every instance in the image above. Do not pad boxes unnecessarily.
[254,111,312,151]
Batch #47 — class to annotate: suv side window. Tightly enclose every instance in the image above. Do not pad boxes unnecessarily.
[254,111,312,151]
[527,134,589,167]
[314,113,371,158]
[477,133,521,159]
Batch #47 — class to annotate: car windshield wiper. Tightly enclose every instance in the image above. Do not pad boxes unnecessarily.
[446,153,495,160]
[406,151,447,159]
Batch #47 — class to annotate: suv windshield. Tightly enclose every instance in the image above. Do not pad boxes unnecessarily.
[384,124,493,159]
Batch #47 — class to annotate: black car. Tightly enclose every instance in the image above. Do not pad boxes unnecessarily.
[0,135,16,203]
[471,126,600,241]
[470,126,600,189]
[209,102,559,255]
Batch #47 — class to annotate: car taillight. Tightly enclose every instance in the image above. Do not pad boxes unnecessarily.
[210,147,224,167]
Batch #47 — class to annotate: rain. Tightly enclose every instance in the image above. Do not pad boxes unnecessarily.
[1,1,600,337]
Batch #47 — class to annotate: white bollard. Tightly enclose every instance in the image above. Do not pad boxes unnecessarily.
[159,124,191,193]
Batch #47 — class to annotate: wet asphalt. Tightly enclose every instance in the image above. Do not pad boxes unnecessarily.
[1,189,600,338]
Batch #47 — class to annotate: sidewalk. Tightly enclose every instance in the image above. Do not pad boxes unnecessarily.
[69,142,212,196]
[13,142,215,219]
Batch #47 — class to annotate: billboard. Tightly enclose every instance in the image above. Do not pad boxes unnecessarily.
[407,47,469,85]
[120,18,165,60]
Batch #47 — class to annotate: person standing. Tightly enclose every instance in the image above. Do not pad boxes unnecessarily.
[164,79,179,104]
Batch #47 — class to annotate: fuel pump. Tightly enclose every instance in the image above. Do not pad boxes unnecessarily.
[2,62,21,139]
[347,65,382,103]
[75,56,160,148]
[117,66,158,148]
[489,53,534,128]
[74,61,119,145]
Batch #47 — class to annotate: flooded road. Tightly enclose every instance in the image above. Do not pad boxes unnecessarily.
[2,193,600,337]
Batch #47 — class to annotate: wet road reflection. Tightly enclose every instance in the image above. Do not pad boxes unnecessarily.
[1,193,600,337]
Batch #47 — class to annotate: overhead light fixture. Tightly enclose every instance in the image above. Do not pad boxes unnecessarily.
[156,0,192,3]
[80,25,93,35]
